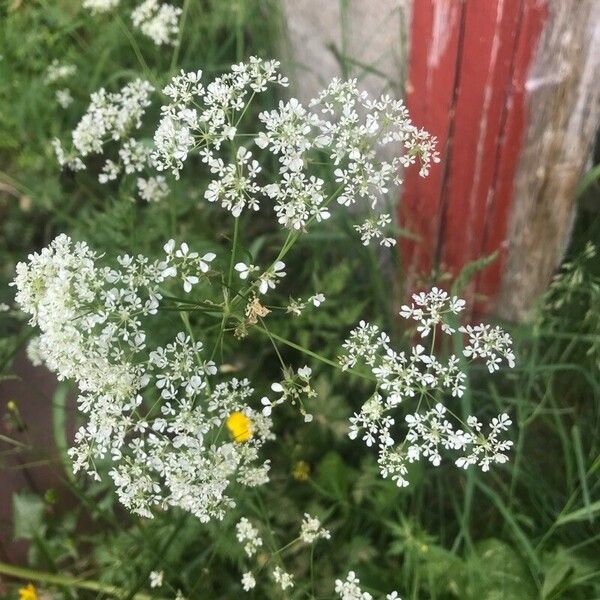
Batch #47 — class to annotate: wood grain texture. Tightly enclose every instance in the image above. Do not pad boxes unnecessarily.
[399,0,464,288]
[494,0,600,320]
[400,0,551,314]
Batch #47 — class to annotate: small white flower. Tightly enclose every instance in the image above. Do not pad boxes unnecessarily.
[83,0,120,14]
[236,517,263,557]
[299,513,331,544]
[297,366,312,378]
[260,396,273,416]
[241,572,256,591]
[137,176,169,203]
[272,566,294,590]
[199,252,216,273]
[132,0,182,46]
[258,261,286,295]
[183,275,199,293]
[56,88,73,109]
[234,262,258,280]
[149,571,163,588]
[309,293,325,307]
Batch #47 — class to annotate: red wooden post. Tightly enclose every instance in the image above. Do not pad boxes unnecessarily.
[400,0,548,311]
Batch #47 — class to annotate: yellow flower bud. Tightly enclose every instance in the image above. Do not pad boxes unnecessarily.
[19,584,39,600]
[226,411,252,443]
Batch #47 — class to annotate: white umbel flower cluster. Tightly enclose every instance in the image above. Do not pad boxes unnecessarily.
[45,60,76,84]
[137,176,170,202]
[354,213,396,247]
[335,571,400,600]
[53,79,155,181]
[54,58,436,233]
[341,288,515,487]
[82,0,120,14]
[131,0,182,46]
[299,513,331,544]
[83,0,181,47]
[56,89,74,109]
[72,79,154,156]
[236,517,263,557]
[272,566,294,591]
[12,235,274,521]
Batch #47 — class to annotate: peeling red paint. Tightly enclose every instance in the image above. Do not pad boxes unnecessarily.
[399,0,548,311]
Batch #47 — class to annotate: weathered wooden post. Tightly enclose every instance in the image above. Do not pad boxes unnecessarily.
[282,0,600,321]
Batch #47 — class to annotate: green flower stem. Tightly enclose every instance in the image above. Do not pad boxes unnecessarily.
[227,215,240,291]
[0,562,165,600]
[255,324,377,383]
[170,0,191,73]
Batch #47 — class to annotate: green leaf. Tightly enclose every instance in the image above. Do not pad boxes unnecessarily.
[466,538,538,600]
[13,491,45,540]
[451,252,498,296]
[316,451,352,500]
[52,382,72,479]
[555,500,600,526]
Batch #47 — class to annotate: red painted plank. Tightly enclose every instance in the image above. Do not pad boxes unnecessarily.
[477,0,549,307]
[400,0,465,288]
[400,0,548,312]
[440,0,523,276]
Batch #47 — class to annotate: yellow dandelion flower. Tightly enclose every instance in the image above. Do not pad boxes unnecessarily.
[291,460,310,481]
[226,411,252,442]
[19,583,39,600]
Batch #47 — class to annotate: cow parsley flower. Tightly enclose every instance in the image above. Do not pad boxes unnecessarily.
[266,367,316,422]
[56,89,74,109]
[149,571,163,588]
[58,58,435,239]
[152,58,288,179]
[71,79,154,158]
[236,517,263,557]
[234,262,259,280]
[355,214,396,247]
[459,323,516,372]
[335,571,401,600]
[137,176,169,202]
[309,293,325,307]
[132,0,182,46]
[82,0,120,14]
[335,571,372,600]
[400,287,466,337]
[287,293,325,316]
[341,289,515,486]
[45,60,76,84]
[299,513,331,544]
[163,239,216,293]
[272,567,294,590]
[241,572,256,591]
[204,146,262,216]
[258,261,286,295]
[12,235,273,522]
